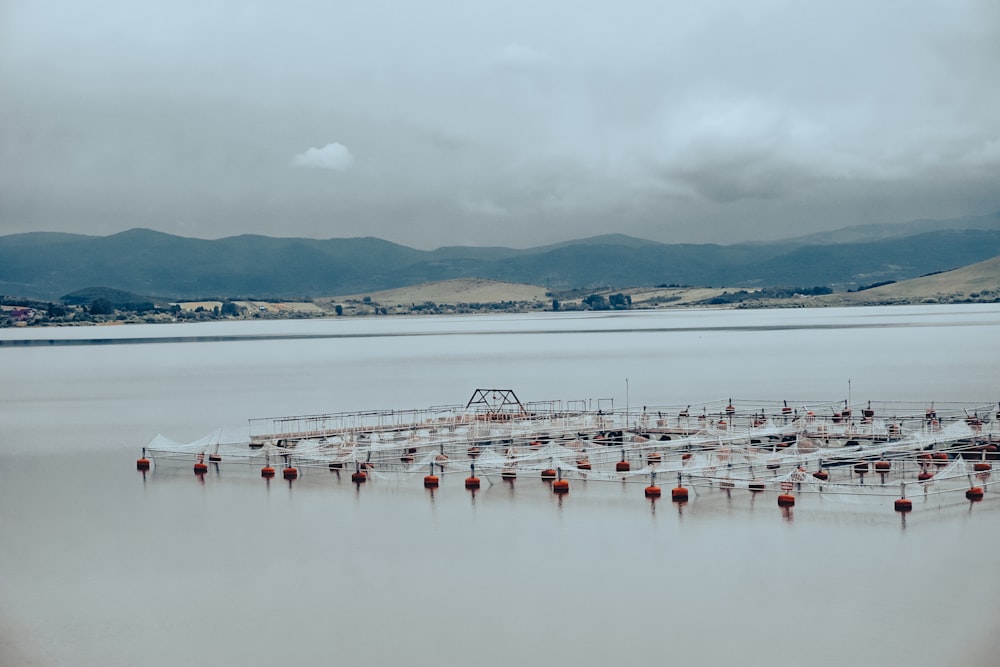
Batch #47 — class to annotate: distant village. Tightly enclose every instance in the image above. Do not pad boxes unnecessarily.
[0,294,580,327]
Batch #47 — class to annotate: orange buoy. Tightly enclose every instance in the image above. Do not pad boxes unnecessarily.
[973,462,992,472]
[465,476,480,489]
[671,486,689,502]
[423,474,439,488]
[645,485,662,498]
[966,487,984,501]
[261,466,275,478]
[552,479,569,494]
[576,459,592,470]
[616,461,631,472]
[874,460,891,473]
[282,466,298,480]
[917,471,934,481]
[351,470,367,483]
[193,462,208,474]
[932,452,948,466]
[894,498,913,512]
[812,470,829,481]
[136,458,150,471]
[777,494,795,507]
[541,468,557,480]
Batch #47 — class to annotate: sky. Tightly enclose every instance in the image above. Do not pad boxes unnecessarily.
[2,0,999,249]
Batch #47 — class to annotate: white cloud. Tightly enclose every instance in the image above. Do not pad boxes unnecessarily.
[289,142,354,170]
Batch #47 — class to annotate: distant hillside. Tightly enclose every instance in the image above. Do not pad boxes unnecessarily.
[820,254,1000,305]
[783,210,1000,245]
[61,286,169,308]
[3,212,1000,301]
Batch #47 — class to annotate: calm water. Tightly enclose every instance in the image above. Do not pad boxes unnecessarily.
[2,305,999,666]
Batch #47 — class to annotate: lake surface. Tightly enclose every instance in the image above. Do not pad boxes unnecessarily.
[2,305,999,666]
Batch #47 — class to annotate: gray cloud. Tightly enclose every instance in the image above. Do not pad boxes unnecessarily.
[2,0,999,248]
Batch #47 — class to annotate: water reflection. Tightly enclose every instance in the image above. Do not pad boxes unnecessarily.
[4,306,1000,666]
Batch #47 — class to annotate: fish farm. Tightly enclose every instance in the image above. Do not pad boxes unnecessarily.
[137,389,1000,512]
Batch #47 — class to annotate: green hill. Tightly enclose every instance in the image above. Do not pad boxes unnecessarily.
[3,212,1000,301]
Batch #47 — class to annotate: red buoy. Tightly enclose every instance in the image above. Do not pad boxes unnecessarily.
[616,461,631,472]
[777,494,795,507]
[966,487,984,501]
[917,471,934,481]
[465,476,480,489]
[894,498,913,512]
[812,470,829,481]
[552,479,569,494]
[874,460,891,473]
[933,452,948,466]
[261,466,275,478]
[351,470,367,483]
[541,468,557,480]
[136,458,150,471]
[576,459,592,470]
[671,486,689,502]
[423,474,439,488]
[282,467,298,480]
[645,485,662,498]
[854,462,869,475]
[647,452,662,465]
[193,462,208,475]
[973,462,992,472]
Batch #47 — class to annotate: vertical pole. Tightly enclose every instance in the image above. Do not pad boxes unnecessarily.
[626,378,629,432]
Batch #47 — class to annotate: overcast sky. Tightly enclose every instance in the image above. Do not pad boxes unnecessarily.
[2,1,999,248]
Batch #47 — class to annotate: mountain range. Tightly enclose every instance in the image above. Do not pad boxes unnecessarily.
[2,211,999,302]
